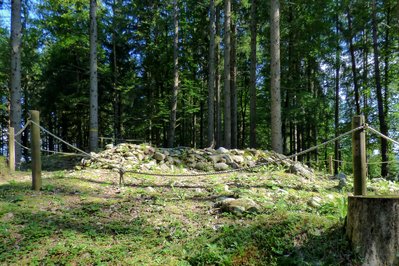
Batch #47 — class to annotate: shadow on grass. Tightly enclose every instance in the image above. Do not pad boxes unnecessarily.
[20,154,83,171]
[186,213,360,265]
[0,188,159,264]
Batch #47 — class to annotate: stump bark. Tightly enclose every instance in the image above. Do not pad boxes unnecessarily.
[346,196,399,265]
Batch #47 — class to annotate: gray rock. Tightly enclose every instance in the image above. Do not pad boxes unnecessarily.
[231,155,244,164]
[105,144,114,149]
[143,146,155,155]
[338,178,347,189]
[307,197,322,208]
[335,172,347,180]
[136,153,144,161]
[288,163,314,179]
[159,163,170,171]
[214,162,229,171]
[145,187,156,193]
[209,154,223,164]
[216,147,229,154]
[195,162,209,171]
[153,152,166,161]
[216,198,261,215]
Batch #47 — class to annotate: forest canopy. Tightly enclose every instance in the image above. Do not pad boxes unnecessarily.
[1,0,398,178]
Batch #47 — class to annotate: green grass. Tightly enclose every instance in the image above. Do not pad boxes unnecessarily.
[0,167,377,265]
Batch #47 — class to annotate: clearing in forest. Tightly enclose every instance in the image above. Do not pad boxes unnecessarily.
[0,148,396,265]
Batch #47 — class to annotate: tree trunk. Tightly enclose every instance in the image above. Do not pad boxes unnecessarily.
[347,7,361,115]
[249,0,257,148]
[223,0,231,148]
[383,4,390,118]
[168,0,179,148]
[10,0,22,165]
[334,14,340,176]
[215,6,222,148]
[112,0,122,143]
[230,22,237,149]
[89,0,98,151]
[347,196,399,265]
[270,0,282,153]
[207,0,216,147]
[372,0,388,177]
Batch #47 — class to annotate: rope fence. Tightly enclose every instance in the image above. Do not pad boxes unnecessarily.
[6,112,399,188]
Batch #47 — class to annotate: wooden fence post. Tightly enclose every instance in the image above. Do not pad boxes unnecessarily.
[30,110,41,191]
[352,115,367,195]
[328,155,333,176]
[9,127,15,172]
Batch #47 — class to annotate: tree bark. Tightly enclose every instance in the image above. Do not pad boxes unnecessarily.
[223,0,231,148]
[347,7,361,115]
[372,0,388,177]
[89,0,98,151]
[10,0,22,165]
[270,0,282,153]
[168,0,179,148]
[347,196,399,265]
[207,0,216,147]
[249,0,257,148]
[230,22,237,149]
[334,14,340,176]
[215,6,222,148]
[112,0,122,143]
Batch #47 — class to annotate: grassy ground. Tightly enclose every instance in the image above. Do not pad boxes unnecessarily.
[0,159,365,265]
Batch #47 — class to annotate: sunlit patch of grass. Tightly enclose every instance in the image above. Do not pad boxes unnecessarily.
[0,167,369,265]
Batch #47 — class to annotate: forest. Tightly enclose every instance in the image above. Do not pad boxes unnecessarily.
[1,0,399,178]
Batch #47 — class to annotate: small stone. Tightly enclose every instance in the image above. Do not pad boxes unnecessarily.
[307,197,322,208]
[214,162,229,171]
[137,153,144,161]
[141,160,156,170]
[144,146,155,155]
[159,163,169,171]
[216,147,229,154]
[216,198,261,215]
[231,155,245,164]
[195,188,204,193]
[209,155,223,164]
[195,162,209,171]
[326,194,335,200]
[335,173,347,180]
[145,187,156,193]
[153,152,166,161]
[105,144,114,149]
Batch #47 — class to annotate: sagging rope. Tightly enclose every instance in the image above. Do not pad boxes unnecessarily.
[30,120,91,158]
[367,126,399,146]
[14,120,31,137]
[12,120,367,185]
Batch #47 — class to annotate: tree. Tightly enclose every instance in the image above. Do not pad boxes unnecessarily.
[223,0,231,148]
[207,0,215,147]
[249,0,257,148]
[334,13,341,176]
[230,21,237,148]
[168,0,179,148]
[372,0,388,177]
[346,6,361,115]
[270,0,282,153]
[89,0,98,151]
[10,0,22,165]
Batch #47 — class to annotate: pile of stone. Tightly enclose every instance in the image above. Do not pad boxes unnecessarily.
[81,143,314,178]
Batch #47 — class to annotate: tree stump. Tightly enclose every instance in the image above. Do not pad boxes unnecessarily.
[346,195,399,265]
